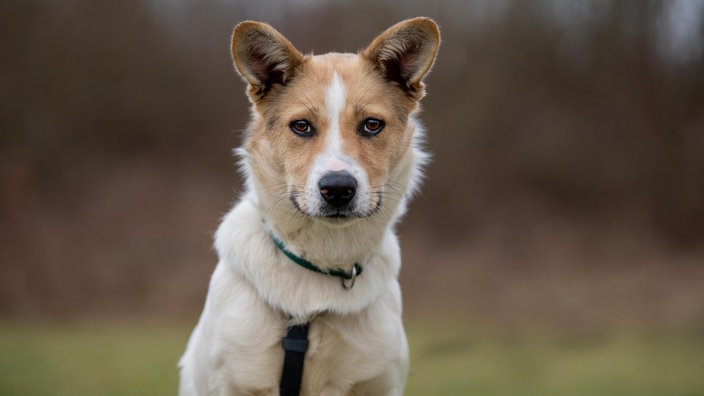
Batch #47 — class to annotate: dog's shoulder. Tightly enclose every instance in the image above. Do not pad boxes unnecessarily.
[214,192,263,260]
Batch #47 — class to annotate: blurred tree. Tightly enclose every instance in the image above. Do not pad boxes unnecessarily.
[0,0,702,323]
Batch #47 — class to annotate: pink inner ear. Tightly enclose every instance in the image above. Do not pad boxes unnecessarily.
[397,49,418,81]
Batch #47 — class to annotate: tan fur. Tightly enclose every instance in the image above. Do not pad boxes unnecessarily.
[246,53,419,219]
[180,18,440,395]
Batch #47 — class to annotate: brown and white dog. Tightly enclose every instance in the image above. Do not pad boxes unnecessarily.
[179,18,440,395]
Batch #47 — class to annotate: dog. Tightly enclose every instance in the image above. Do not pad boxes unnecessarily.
[178,17,440,395]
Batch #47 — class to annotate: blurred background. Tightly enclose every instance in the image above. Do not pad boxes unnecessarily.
[1,0,703,394]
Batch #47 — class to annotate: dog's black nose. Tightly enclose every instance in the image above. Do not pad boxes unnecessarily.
[319,172,357,208]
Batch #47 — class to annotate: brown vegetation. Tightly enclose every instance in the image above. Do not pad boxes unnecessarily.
[1,0,703,330]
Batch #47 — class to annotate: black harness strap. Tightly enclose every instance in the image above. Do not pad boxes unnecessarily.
[279,323,310,396]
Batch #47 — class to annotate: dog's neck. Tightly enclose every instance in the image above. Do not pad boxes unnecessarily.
[259,201,393,273]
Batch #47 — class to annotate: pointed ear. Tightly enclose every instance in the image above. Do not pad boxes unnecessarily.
[362,17,440,98]
[231,21,304,98]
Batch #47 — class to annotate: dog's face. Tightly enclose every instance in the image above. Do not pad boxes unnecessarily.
[232,18,439,225]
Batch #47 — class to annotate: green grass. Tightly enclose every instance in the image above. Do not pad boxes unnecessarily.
[0,322,184,396]
[0,321,703,395]
[405,323,704,396]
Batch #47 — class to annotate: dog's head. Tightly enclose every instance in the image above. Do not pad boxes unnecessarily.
[232,18,440,226]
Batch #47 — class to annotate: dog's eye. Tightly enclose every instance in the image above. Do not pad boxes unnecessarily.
[360,118,385,137]
[289,120,314,137]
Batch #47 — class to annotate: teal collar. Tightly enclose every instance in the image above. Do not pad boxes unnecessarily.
[269,233,363,289]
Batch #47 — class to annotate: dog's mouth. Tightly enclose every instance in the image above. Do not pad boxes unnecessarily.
[325,212,350,219]
[289,193,382,221]
[321,209,358,221]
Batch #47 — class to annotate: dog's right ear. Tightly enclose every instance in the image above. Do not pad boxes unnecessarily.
[231,21,304,99]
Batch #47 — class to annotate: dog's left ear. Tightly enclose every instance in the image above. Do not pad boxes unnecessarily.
[362,17,440,99]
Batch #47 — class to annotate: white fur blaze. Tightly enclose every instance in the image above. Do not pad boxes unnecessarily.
[303,72,372,217]
[325,72,347,153]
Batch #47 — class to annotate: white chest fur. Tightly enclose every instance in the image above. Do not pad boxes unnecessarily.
[178,198,408,395]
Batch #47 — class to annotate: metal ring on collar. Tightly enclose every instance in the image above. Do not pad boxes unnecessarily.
[341,264,359,290]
